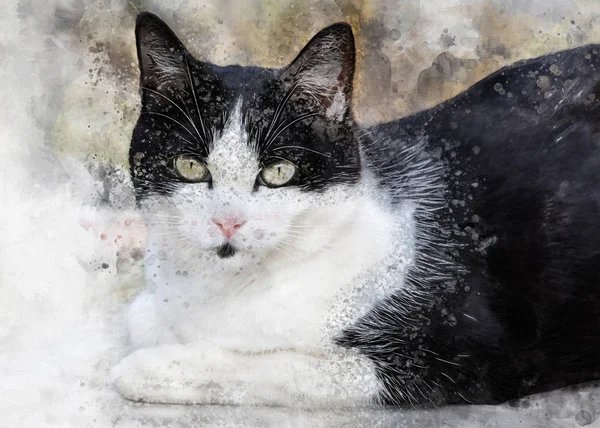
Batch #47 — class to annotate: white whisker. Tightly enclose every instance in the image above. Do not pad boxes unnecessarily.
[184,56,208,142]
[141,111,203,146]
[141,85,205,147]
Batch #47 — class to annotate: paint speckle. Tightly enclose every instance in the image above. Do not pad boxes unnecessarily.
[537,75,551,90]
[440,30,456,48]
[550,64,561,76]
[575,410,594,426]
[130,247,144,261]
[101,263,109,269]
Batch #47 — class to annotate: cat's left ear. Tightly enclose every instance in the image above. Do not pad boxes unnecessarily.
[135,12,189,95]
[282,23,356,121]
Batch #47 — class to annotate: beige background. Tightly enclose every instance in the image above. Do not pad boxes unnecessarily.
[52,0,600,166]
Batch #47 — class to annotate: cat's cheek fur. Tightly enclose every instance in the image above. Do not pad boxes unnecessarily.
[141,183,361,261]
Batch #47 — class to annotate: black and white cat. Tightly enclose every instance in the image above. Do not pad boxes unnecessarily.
[111,12,600,407]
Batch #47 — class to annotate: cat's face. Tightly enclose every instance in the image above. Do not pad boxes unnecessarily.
[130,13,362,270]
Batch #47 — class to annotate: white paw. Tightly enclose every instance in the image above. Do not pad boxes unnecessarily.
[110,345,232,404]
[111,347,184,403]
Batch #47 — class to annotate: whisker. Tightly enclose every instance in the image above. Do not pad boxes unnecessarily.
[146,216,184,222]
[184,56,208,142]
[141,85,205,146]
[262,82,300,149]
[261,112,320,154]
[165,236,193,245]
[179,241,200,257]
[457,392,473,404]
[174,132,203,152]
[146,214,184,220]
[439,372,456,384]
[141,112,202,146]
[281,230,332,239]
[143,221,181,227]
[270,145,331,158]
[145,221,184,227]
[434,357,461,367]
[273,243,302,264]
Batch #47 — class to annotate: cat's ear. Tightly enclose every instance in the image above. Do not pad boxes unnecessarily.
[282,23,356,121]
[135,12,189,95]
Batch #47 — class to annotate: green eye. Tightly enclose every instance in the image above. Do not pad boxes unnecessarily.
[173,155,210,182]
[260,161,297,187]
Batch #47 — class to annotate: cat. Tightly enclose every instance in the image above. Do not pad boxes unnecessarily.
[110,11,600,407]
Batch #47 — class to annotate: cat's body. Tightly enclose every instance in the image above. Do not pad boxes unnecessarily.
[355,44,600,405]
[111,12,600,407]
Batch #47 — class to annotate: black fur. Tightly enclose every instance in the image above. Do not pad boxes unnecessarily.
[339,43,600,406]
[216,242,237,259]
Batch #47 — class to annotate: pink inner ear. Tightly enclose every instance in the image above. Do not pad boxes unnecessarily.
[325,88,348,120]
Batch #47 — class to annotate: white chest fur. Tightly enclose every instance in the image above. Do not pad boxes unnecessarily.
[128,193,415,354]
[116,191,417,407]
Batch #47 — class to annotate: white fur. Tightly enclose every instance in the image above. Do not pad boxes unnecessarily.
[111,102,417,407]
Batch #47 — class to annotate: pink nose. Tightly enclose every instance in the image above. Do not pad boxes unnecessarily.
[213,217,246,239]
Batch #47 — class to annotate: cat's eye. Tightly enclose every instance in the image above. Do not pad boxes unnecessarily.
[173,155,211,182]
[259,161,297,188]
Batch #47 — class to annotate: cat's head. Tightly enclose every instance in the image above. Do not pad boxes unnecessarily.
[130,12,363,270]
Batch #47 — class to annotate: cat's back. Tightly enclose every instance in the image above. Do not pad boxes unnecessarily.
[371,42,600,232]
[373,42,600,164]
[362,43,600,402]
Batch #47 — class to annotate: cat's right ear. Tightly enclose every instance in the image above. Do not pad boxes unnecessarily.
[280,23,355,121]
[135,12,189,96]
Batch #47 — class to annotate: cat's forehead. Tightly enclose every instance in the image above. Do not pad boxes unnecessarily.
[208,64,278,100]
[207,98,259,189]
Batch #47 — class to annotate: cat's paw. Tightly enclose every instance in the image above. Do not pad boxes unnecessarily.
[110,344,228,404]
[110,347,192,404]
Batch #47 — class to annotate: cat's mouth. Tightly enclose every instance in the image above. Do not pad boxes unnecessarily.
[215,242,237,259]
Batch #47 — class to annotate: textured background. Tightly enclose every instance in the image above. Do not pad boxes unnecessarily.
[49,0,600,165]
[2,0,600,426]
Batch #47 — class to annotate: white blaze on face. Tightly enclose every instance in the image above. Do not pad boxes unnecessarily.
[141,94,365,272]
[207,98,259,192]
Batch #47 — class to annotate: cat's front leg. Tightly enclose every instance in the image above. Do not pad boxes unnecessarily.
[110,343,225,404]
[110,344,380,407]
